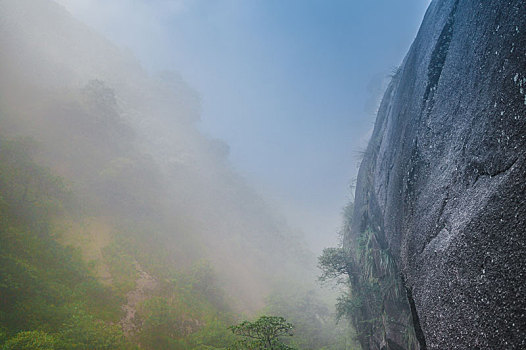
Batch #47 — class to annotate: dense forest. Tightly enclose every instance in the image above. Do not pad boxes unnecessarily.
[0,0,360,349]
[0,137,354,349]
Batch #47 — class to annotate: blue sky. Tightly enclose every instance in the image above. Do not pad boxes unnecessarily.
[57,0,431,251]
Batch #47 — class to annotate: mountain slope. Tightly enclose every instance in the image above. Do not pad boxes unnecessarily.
[344,0,526,349]
[0,0,345,348]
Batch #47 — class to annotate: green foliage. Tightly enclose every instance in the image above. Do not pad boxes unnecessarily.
[56,308,125,350]
[318,247,352,284]
[0,138,126,349]
[185,317,237,349]
[229,316,296,350]
[0,137,68,232]
[133,262,236,350]
[2,331,56,350]
[138,297,191,348]
[182,262,231,313]
[335,292,362,322]
[319,197,416,349]
[340,202,354,237]
[265,288,328,346]
[138,300,236,350]
[101,242,138,296]
[329,229,398,342]
[264,287,359,350]
[1,137,351,350]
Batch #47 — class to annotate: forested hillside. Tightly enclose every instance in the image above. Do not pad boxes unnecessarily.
[0,0,359,349]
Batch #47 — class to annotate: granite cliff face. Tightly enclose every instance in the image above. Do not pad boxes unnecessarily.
[348,0,526,349]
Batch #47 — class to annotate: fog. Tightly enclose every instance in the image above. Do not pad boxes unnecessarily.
[0,0,428,348]
[1,0,310,310]
[53,0,431,253]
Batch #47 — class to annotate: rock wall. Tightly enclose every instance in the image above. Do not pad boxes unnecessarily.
[348,0,526,349]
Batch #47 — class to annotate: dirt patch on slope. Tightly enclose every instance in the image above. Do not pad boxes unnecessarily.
[120,263,158,337]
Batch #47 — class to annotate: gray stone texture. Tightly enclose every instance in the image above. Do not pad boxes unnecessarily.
[348,0,526,348]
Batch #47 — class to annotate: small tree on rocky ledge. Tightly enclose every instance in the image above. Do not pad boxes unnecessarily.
[229,315,296,350]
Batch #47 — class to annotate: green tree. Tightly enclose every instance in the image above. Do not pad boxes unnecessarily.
[229,316,296,350]
[56,307,125,350]
[2,331,56,350]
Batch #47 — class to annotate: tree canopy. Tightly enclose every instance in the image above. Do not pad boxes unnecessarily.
[229,316,296,350]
